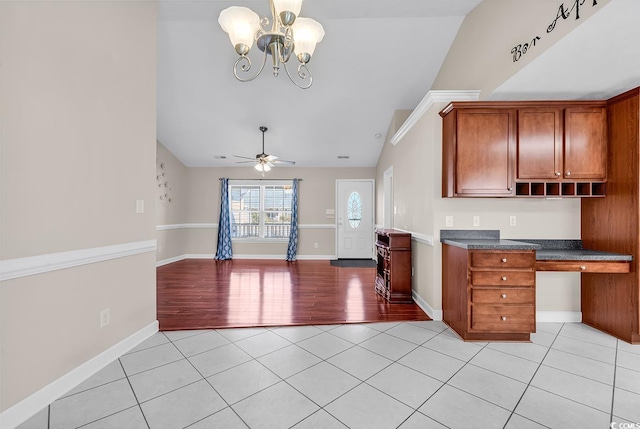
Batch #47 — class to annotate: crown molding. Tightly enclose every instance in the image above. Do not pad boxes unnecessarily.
[390,90,481,145]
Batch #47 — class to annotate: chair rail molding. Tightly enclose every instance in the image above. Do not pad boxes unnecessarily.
[0,240,157,282]
[390,90,481,145]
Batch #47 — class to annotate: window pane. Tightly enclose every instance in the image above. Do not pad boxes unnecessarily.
[348,191,362,229]
[230,185,260,237]
[228,183,292,239]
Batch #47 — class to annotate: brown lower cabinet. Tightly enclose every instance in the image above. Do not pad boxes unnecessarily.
[442,245,536,341]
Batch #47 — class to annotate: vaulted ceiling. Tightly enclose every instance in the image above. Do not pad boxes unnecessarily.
[157,0,640,169]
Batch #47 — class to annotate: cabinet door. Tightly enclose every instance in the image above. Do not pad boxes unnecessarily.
[455,109,516,196]
[564,107,607,179]
[517,108,562,180]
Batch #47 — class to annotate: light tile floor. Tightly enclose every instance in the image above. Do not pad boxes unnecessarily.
[18,322,640,429]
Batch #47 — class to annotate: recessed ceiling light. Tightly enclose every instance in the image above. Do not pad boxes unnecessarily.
[374,133,382,139]
[337,155,350,159]
[214,155,227,159]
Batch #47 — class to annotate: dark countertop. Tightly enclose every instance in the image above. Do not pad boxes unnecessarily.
[440,238,541,250]
[440,230,632,261]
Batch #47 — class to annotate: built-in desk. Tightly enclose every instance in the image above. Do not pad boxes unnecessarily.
[440,230,633,342]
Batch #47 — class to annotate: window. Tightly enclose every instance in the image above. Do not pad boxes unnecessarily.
[347,191,362,229]
[229,181,293,239]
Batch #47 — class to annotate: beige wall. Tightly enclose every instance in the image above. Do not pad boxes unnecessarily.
[433,0,611,97]
[153,162,375,261]
[1,1,157,412]
[375,0,613,317]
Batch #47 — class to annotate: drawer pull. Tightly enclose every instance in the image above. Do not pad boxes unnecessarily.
[580,265,587,271]
[501,316,507,321]
[501,276,507,281]
[501,294,507,299]
[501,258,507,263]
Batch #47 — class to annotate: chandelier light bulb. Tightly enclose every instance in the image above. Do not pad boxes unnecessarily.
[293,17,324,62]
[273,0,303,26]
[218,6,261,55]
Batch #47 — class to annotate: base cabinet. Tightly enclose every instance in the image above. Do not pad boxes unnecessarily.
[442,245,536,341]
[375,229,413,303]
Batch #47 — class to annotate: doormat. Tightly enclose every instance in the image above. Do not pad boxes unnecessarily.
[330,259,377,268]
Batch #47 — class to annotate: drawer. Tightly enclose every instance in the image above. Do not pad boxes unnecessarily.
[471,288,534,304]
[470,251,535,268]
[471,271,535,286]
[470,305,535,333]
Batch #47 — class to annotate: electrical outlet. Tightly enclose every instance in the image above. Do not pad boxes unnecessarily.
[445,216,454,227]
[510,215,517,227]
[411,266,415,276]
[314,243,319,249]
[100,308,110,328]
[473,216,480,227]
[135,199,144,214]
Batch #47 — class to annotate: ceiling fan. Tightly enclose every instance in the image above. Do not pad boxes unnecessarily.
[235,126,296,175]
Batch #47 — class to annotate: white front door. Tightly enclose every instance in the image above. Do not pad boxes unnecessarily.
[336,179,375,259]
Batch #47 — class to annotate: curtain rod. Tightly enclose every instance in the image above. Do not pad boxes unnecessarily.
[219,178,302,181]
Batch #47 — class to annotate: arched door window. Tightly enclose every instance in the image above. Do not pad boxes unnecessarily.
[347,191,362,229]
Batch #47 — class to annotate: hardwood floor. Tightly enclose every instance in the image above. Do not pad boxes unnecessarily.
[157,259,430,330]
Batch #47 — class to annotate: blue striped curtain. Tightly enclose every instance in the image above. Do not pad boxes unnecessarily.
[215,178,233,260]
[286,178,299,261]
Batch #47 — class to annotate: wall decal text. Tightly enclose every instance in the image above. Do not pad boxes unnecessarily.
[511,0,599,63]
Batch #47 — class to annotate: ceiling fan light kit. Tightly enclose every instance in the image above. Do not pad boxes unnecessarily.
[218,0,324,89]
[235,126,296,176]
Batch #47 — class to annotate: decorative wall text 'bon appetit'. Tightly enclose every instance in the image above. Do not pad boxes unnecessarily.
[510,0,600,63]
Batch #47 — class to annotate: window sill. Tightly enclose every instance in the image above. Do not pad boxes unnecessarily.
[231,238,289,244]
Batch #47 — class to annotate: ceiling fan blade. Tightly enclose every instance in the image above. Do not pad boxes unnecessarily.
[273,159,296,165]
[235,160,257,164]
[234,155,257,161]
[265,154,278,162]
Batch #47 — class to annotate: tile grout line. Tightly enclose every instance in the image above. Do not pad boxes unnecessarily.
[166,329,253,429]
[501,324,564,429]
[116,358,152,429]
[394,328,491,429]
[610,340,619,425]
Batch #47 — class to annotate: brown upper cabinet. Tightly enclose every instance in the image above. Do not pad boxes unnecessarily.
[441,101,607,198]
[517,106,607,181]
[441,106,516,197]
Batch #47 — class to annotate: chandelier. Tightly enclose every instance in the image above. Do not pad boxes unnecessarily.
[218,0,325,89]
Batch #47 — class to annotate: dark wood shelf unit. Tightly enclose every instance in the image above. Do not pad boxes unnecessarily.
[375,229,413,303]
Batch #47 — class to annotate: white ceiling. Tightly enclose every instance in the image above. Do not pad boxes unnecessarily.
[157,0,481,167]
[157,0,640,169]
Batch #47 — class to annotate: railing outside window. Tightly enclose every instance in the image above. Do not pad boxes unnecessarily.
[229,182,292,239]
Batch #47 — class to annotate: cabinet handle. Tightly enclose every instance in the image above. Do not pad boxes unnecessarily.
[501,276,507,281]
[555,172,561,176]
[580,265,587,270]
[566,171,571,176]
[501,258,507,263]
[501,293,507,299]
[501,316,507,321]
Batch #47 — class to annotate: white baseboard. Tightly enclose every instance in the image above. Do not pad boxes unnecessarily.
[156,255,186,266]
[412,292,443,321]
[536,311,582,323]
[0,321,159,429]
[156,254,337,266]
